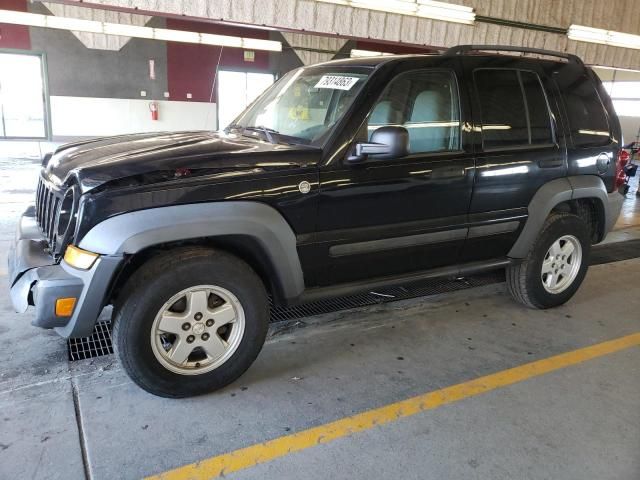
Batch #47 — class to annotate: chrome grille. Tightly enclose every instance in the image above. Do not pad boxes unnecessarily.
[35,176,63,252]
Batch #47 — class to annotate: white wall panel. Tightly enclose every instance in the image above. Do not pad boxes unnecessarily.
[49,97,217,137]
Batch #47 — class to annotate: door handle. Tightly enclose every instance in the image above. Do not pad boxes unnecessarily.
[538,158,564,168]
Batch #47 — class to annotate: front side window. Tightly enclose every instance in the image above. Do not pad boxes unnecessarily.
[475,69,553,149]
[367,70,461,154]
[229,66,371,146]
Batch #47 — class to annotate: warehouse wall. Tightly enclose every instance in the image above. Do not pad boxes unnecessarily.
[29,18,218,135]
[0,1,286,140]
[29,11,169,99]
[2,0,639,144]
[0,0,30,49]
[165,18,272,103]
[78,0,640,70]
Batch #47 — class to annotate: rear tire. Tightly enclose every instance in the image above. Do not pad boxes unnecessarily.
[507,213,590,309]
[112,247,269,398]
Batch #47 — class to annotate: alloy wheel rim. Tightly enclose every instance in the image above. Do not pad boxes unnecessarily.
[541,235,582,294]
[150,285,245,375]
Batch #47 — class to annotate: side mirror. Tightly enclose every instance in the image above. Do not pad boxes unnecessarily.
[347,126,410,163]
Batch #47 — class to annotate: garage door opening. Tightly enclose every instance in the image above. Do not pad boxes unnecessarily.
[217,70,274,131]
[0,52,49,139]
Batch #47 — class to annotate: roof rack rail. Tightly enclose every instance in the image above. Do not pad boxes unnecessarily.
[444,45,584,67]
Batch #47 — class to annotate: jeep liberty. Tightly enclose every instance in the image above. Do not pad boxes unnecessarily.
[8,46,625,397]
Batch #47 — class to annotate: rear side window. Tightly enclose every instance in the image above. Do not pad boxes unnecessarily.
[564,74,611,147]
[475,69,553,149]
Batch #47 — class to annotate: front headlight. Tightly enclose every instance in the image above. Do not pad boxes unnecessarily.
[64,245,99,270]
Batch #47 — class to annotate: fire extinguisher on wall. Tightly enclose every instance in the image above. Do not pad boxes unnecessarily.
[149,101,159,121]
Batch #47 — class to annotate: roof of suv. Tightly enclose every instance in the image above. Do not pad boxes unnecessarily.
[315,54,437,68]
[314,45,585,69]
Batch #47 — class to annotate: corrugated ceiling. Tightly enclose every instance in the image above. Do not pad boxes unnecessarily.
[47,0,640,69]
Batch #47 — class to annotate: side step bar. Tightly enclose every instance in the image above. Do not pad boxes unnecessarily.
[294,258,512,305]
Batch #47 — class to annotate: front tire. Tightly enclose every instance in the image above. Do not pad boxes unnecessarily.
[112,247,269,398]
[507,213,590,309]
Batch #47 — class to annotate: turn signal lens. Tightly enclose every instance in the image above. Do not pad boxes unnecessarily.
[64,245,99,270]
[55,297,76,317]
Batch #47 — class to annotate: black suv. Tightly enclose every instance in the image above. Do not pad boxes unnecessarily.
[8,46,625,397]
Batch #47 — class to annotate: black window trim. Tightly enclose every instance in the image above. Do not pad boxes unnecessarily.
[473,67,558,153]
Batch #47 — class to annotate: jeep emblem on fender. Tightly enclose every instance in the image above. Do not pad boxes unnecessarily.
[298,181,311,194]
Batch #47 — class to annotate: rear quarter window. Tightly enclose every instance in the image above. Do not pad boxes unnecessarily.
[563,74,611,147]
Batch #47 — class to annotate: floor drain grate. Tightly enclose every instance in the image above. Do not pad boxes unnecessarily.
[67,238,640,361]
[67,320,113,361]
[269,270,505,322]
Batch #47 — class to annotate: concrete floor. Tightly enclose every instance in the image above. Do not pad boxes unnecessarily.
[1,156,639,480]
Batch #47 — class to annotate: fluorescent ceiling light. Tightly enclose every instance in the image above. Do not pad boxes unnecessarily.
[350,49,395,57]
[0,9,282,52]
[103,23,154,38]
[608,32,640,49]
[201,33,242,48]
[153,28,201,43]
[317,0,475,25]
[46,15,103,33]
[417,1,475,24]
[242,37,282,51]
[0,9,45,26]
[592,65,640,73]
[351,0,417,15]
[568,24,640,50]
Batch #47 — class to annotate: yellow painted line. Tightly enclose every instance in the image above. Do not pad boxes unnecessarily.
[148,332,640,480]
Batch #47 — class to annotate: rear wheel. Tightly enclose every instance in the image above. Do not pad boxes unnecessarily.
[507,213,590,309]
[112,247,269,398]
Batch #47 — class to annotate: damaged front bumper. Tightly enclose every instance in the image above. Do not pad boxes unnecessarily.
[8,207,122,338]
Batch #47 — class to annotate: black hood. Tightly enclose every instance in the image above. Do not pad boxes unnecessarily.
[43,131,320,193]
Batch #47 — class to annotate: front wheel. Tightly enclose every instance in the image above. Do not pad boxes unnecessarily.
[507,213,591,309]
[112,247,269,398]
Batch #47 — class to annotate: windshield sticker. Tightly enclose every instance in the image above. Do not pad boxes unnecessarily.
[289,105,310,120]
[314,75,360,91]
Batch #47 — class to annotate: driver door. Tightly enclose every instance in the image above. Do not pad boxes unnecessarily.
[314,66,475,285]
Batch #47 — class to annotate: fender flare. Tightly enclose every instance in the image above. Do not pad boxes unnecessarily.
[79,202,305,301]
[508,176,610,258]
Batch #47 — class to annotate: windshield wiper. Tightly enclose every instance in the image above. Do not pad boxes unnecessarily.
[232,125,309,146]
[225,123,244,134]
[243,125,280,144]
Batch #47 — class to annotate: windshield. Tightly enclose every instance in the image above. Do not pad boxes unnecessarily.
[226,66,371,146]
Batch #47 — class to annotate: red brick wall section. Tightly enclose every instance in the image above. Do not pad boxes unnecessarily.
[166,19,271,103]
[0,0,30,50]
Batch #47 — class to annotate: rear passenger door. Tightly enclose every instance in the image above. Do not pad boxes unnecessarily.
[461,59,567,262]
